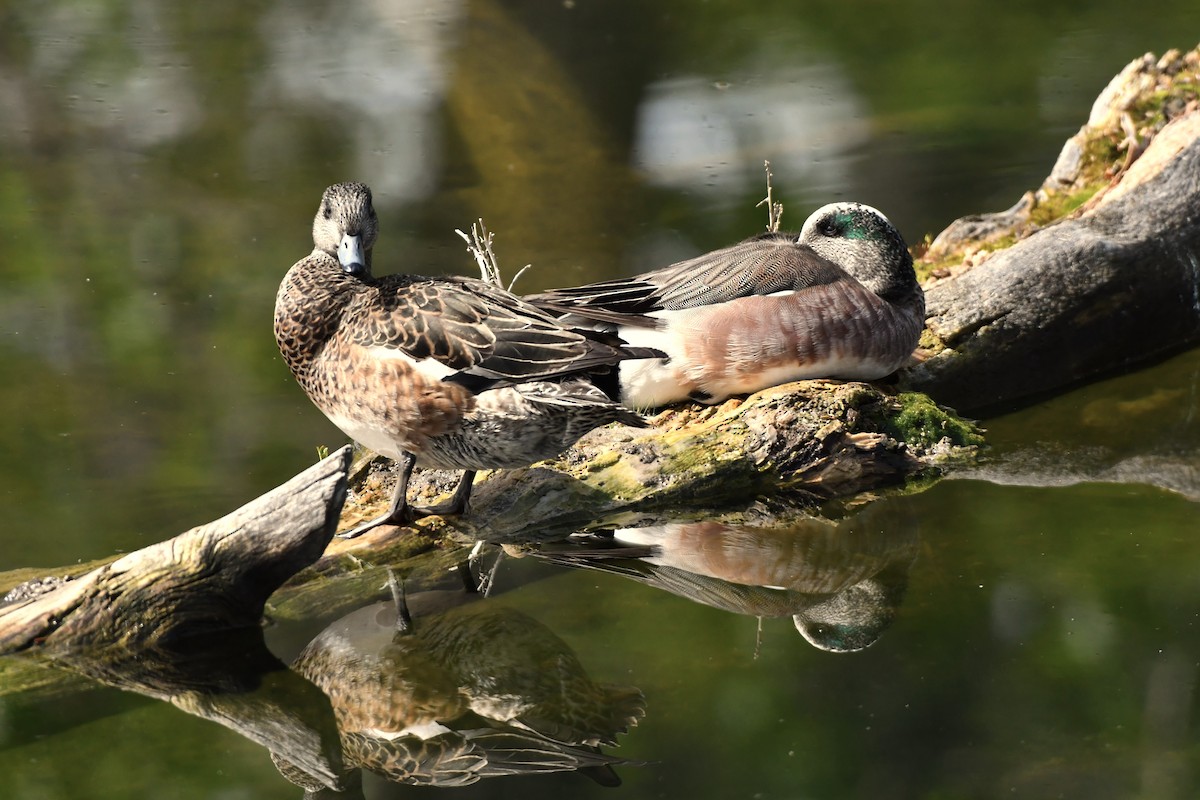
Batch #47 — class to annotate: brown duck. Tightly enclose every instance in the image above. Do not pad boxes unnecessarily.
[274,183,659,538]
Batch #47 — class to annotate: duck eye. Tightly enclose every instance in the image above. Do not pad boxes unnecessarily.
[817,217,839,236]
[322,205,332,220]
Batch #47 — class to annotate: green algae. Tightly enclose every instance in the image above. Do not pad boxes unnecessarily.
[871,392,985,451]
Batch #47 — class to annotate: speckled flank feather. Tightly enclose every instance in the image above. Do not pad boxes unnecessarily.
[274,183,657,528]
[419,377,644,470]
[527,202,924,408]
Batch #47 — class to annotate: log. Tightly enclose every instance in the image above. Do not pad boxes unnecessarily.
[0,445,350,655]
[326,382,981,548]
[901,48,1200,414]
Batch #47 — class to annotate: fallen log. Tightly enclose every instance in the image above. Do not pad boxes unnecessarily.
[902,47,1200,414]
[0,446,350,657]
[328,382,980,549]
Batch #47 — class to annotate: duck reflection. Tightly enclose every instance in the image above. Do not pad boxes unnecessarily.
[272,580,645,792]
[527,507,919,652]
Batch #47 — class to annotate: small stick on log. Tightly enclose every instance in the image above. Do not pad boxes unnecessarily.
[456,219,531,291]
[757,160,785,233]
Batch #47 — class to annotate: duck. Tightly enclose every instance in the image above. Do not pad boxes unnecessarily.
[274,183,660,538]
[525,202,925,409]
[271,577,643,790]
[526,511,917,653]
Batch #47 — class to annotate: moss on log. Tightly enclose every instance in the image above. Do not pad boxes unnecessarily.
[326,381,981,553]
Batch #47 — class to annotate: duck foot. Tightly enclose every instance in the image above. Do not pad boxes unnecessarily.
[337,453,419,539]
[410,470,475,518]
[337,462,475,539]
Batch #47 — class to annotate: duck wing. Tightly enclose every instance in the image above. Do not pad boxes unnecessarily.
[528,232,850,319]
[353,274,654,384]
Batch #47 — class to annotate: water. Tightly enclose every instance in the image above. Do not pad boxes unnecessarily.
[2,2,1199,798]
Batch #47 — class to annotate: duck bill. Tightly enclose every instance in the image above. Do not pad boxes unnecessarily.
[338,233,367,276]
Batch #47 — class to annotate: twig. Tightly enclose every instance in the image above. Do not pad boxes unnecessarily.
[755,160,784,233]
[454,220,531,291]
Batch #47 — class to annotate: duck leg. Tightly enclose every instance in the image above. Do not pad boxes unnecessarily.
[339,460,476,539]
[413,470,476,518]
[337,452,420,539]
[386,568,413,635]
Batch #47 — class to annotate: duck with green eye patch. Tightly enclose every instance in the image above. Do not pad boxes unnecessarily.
[527,202,924,410]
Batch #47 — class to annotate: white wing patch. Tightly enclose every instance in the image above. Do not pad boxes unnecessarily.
[364,345,457,380]
[321,408,408,460]
[366,720,453,741]
[612,312,693,409]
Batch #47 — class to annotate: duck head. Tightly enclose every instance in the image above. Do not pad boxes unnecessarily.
[312,181,379,277]
[792,562,910,653]
[798,202,917,304]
